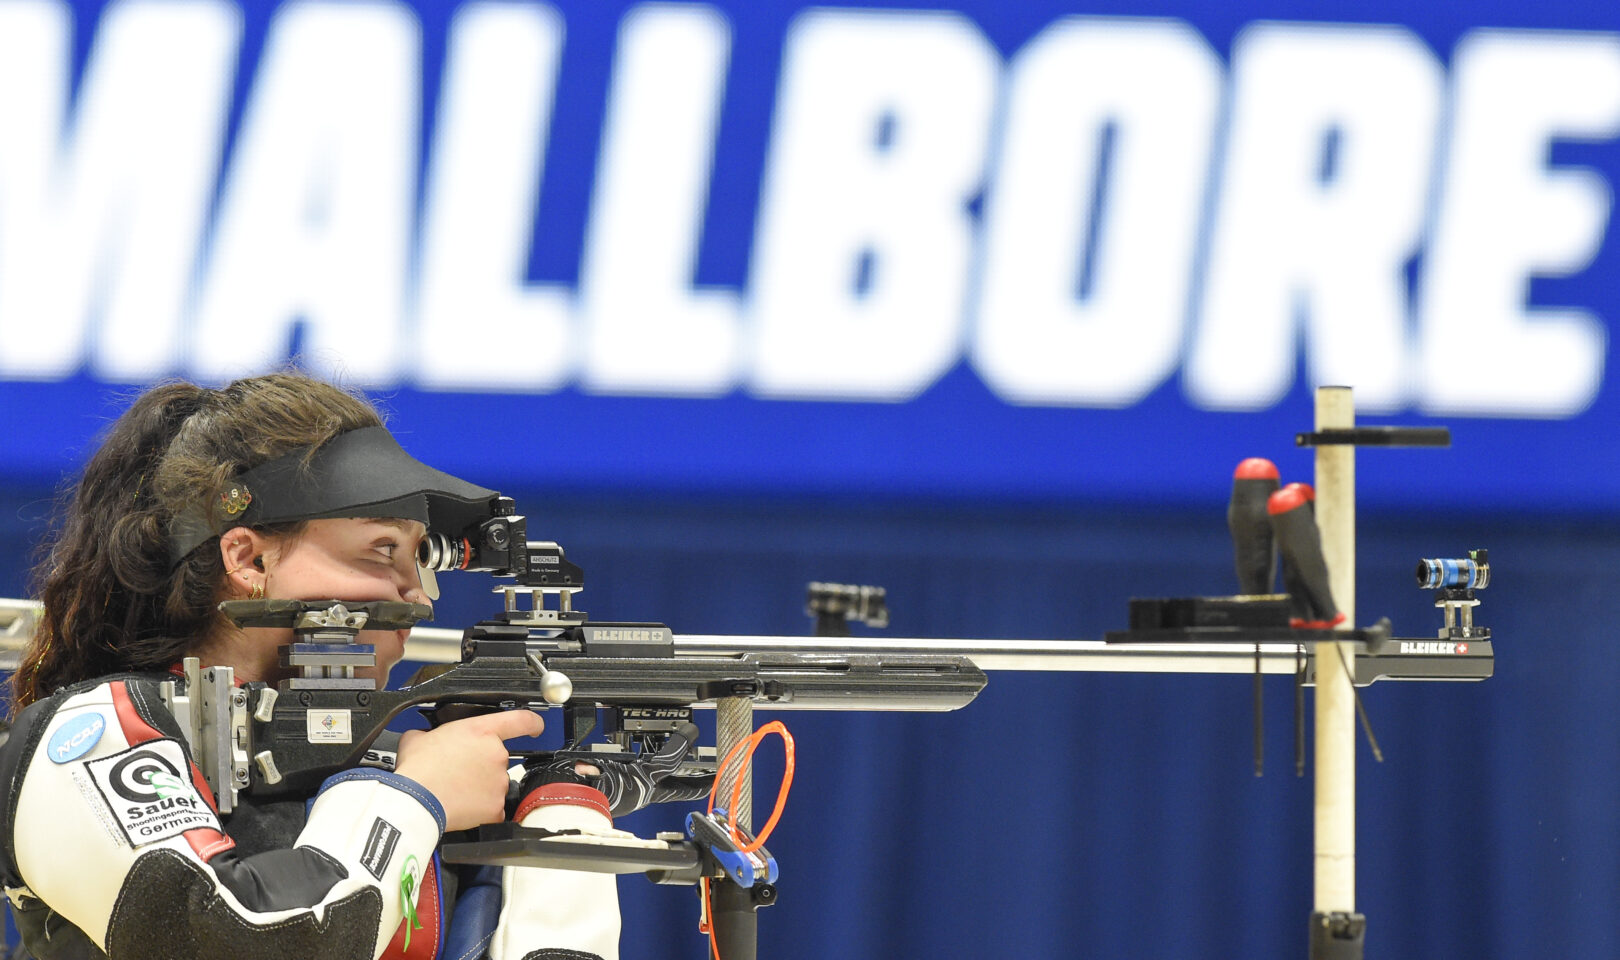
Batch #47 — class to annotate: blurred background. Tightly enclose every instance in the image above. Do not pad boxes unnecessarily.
[2,0,1618,956]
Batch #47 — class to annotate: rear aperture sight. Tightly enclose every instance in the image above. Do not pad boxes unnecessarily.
[1416,552,1489,591]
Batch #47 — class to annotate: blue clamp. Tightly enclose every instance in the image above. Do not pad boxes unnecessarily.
[686,809,779,888]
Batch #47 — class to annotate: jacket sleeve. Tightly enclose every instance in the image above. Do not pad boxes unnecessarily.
[488,782,624,960]
[3,678,443,960]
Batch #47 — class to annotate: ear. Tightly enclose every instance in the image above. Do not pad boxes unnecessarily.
[218,526,269,595]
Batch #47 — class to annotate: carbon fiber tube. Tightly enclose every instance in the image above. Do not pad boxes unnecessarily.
[715,697,754,830]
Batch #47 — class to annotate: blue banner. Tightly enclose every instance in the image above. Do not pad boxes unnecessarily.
[1,0,1617,511]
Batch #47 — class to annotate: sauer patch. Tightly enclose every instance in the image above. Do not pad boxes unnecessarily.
[85,739,220,847]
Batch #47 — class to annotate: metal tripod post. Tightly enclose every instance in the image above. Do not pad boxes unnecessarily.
[1312,386,1366,958]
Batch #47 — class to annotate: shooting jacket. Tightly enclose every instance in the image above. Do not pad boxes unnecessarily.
[0,673,619,960]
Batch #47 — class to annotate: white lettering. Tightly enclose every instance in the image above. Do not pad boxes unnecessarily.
[414,1,573,391]
[973,17,1220,406]
[2,8,1619,428]
[748,9,997,400]
[1400,641,1460,654]
[192,0,417,385]
[579,3,738,396]
[1417,30,1620,416]
[53,719,104,759]
[1187,23,1442,412]
[0,0,237,381]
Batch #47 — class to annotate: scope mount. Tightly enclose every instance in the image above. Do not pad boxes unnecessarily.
[490,541,589,628]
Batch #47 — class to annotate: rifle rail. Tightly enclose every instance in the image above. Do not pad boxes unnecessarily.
[410,627,1489,686]
[0,602,1490,688]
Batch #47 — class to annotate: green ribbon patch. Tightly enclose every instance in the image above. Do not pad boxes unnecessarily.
[399,854,423,951]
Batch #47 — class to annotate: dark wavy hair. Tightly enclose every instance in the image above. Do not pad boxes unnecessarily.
[11,374,382,711]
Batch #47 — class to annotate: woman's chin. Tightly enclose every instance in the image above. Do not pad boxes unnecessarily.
[349,629,407,684]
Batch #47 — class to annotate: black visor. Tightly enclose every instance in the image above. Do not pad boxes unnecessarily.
[169,426,500,566]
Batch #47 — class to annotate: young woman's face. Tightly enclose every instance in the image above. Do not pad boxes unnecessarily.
[262,517,432,682]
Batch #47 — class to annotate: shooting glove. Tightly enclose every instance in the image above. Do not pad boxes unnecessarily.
[521,721,712,818]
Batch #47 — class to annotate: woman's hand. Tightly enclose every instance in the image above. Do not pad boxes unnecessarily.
[394,710,544,831]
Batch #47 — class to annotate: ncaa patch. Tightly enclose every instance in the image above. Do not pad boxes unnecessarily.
[85,739,220,847]
[47,712,107,764]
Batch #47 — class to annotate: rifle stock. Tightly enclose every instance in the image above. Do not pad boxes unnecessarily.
[243,619,988,799]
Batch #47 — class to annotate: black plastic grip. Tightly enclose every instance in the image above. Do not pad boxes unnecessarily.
[1268,487,1340,626]
[1228,460,1280,595]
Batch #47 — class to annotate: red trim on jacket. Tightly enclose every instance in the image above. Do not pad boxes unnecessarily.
[514,782,613,825]
[382,855,443,960]
[109,681,237,861]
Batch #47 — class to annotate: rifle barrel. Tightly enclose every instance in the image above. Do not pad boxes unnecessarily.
[405,626,1305,675]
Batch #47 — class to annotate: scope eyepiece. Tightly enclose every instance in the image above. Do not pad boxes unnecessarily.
[418,513,526,574]
[1417,557,1489,591]
[418,533,472,572]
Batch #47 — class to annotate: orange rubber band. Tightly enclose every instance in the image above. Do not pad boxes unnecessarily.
[702,720,795,960]
[708,720,794,853]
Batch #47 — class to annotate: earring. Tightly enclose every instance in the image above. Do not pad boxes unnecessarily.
[225,540,249,577]
[250,581,265,600]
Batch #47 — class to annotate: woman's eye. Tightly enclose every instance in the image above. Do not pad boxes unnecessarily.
[372,542,398,561]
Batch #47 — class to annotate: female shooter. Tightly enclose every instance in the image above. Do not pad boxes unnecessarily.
[0,374,668,960]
